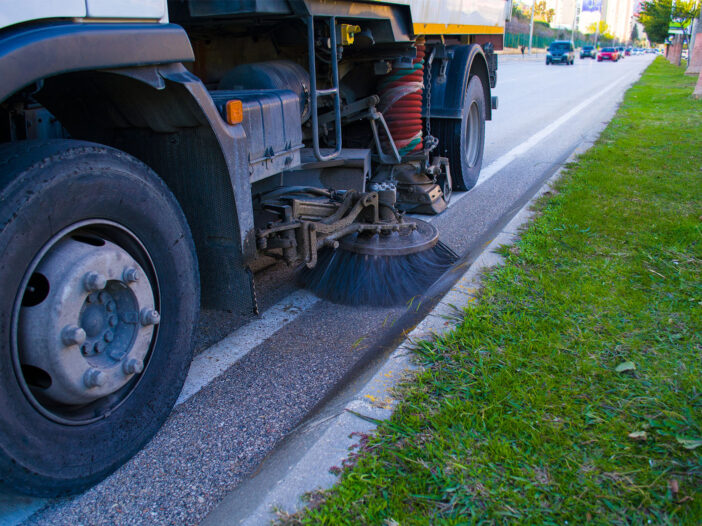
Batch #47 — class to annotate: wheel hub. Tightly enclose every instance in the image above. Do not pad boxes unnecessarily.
[18,236,158,405]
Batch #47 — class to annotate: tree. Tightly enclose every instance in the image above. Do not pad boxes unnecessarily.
[631,23,639,43]
[672,0,701,45]
[638,0,674,44]
[639,0,700,44]
[534,1,556,23]
[587,20,615,41]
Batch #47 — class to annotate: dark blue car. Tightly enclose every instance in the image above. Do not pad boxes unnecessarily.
[546,40,575,65]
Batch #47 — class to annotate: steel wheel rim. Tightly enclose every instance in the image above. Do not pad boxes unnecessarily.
[465,100,480,168]
[10,220,160,426]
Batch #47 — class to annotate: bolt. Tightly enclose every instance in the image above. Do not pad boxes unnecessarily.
[83,368,105,388]
[61,325,86,346]
[98,291,109,304]
[94,341,106,354]
[140,308,160,326]
[84,272,107,292]
[123,358,144,375]
[106,301,116,313]
[103,330,114,343]
[109,315,119,328]
[123,267,139,283]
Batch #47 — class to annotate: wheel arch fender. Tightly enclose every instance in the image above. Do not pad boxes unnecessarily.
[0,21,194,103]
[424,44,493,123]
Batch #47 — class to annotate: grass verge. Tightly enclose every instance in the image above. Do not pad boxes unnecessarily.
[293,58,702,524]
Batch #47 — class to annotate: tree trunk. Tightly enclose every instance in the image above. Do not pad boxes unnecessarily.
[686,13,702,75]
[667,34,683,66]
[693,70,702,99]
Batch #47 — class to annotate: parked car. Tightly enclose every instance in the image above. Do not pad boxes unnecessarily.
[546,40,575,65]
[580,45,596,59]
[597,47,620,61]
[616,46,626,58]
[625,47,632,56]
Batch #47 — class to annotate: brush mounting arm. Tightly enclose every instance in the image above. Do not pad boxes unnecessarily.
[256,189,411,267]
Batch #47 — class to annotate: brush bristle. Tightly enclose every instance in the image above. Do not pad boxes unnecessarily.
[298,241,458,306]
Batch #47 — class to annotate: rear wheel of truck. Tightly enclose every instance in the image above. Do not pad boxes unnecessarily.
[0,140,199,496]
[433,74,486,191]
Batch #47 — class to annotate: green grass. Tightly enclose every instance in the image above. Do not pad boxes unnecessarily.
[290,58,702,524]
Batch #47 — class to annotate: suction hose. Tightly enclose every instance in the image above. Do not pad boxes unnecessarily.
[378,43,425,157]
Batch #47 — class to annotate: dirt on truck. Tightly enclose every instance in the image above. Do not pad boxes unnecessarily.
[0,0,508,496]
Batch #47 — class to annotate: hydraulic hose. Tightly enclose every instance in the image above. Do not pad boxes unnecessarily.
[378,44,425,156]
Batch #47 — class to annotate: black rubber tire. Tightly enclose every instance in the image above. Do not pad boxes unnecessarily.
[432,75,486,191]
[0,140,199,496]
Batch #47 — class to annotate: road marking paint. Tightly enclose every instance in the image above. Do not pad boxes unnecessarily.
[176,290,319,405]
[442,71,640,212]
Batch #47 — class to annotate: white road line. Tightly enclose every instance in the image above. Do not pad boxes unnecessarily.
[176,290,319,405]
[442,71,640,212]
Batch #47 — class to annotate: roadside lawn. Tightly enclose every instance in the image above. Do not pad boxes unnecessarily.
[292,58,702,523]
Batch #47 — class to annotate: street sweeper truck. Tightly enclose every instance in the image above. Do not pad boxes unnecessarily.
[0,0,508,495]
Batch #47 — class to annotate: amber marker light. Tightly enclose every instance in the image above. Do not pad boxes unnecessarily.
[225,100,243,125]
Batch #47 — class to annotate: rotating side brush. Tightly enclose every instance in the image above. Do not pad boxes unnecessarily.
[298,219,457,306]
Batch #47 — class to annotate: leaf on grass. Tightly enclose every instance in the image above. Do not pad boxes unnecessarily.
[615,361,636,373]
[676,437,702,449]
[628,431,647,441]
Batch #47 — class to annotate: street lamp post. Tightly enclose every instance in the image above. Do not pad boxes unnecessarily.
[571,1,581,45]
[529,0,535,54]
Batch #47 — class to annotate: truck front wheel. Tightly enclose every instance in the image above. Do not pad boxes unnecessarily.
[0,140,199,496]
[433,74,486,191]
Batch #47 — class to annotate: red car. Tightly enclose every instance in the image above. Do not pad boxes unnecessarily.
[597,47,619,61]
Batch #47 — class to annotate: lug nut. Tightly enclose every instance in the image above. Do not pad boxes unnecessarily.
[140,308,160,326]
[103,330,114,343]
[98,291,109,304]
[83,368,105,388]
[106,301,116,313]
[94,341,106,354]
[123,267,139,283]
[123,358,144,375]
[84,272,107,292]
[61,325,86,346]
[81,343,90,355]
[109,315,119,328]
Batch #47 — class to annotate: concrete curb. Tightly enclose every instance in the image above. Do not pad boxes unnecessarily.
[203,167,568,526]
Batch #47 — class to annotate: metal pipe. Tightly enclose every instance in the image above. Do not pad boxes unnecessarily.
[528,0,535,54]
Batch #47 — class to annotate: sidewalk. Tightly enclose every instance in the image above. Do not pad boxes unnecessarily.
[498,52,547,62]
[498,48,547,62]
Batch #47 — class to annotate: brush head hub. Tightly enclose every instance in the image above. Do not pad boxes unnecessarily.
[339,219,438,256]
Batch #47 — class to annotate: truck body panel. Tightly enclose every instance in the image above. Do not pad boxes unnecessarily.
[373,0,507,34]
[0,0,168,30]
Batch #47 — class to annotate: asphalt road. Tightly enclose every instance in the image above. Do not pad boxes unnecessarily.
[1,53,654,526]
